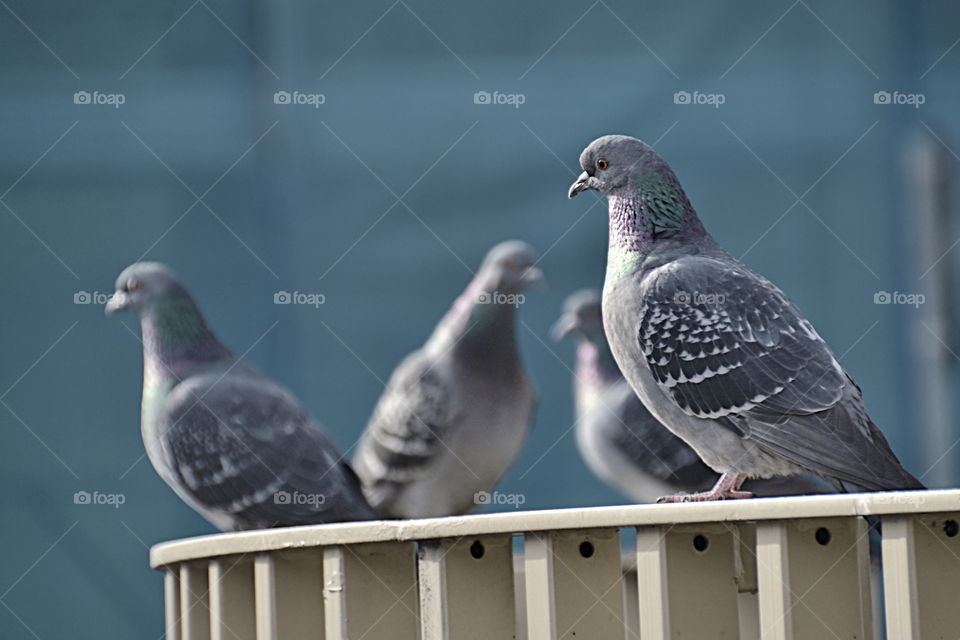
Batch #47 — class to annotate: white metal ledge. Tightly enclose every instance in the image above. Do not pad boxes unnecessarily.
[151,490,960,639]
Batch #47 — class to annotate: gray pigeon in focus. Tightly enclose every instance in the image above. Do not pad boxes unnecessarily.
[553,289,835,502]
[569,135,924,500]
[106,262,377,530]
[353,240,540,518]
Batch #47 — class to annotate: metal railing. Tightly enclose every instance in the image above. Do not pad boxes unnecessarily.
[150,490,960,639]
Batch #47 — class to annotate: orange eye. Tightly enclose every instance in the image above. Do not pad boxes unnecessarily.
[596,158,609,170]
[126,278,140,292]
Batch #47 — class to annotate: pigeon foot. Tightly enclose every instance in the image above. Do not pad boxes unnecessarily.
[657,472,753,503]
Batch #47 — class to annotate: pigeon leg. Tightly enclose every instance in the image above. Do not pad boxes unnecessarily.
[657,472,754,503]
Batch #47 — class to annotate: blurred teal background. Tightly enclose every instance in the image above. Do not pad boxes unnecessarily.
[2,0,960,636]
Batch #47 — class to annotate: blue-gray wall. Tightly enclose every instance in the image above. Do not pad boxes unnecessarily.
[1,1,958,637]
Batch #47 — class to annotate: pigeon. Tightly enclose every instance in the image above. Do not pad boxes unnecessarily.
[569,135,924,501]
[553,289,835,502]
[106,262,377,530]
[353,240,541,518]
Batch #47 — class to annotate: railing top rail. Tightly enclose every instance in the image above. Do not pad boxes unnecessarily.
[150,489,956,568]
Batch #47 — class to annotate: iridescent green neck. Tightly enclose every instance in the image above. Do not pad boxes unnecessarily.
[141,293,232,379]
[606,169,706,280]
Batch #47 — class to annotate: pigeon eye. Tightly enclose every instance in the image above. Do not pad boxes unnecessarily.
[126,278,140,292]
[596,158,609,171]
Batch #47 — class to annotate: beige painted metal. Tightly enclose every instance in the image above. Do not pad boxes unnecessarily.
[736,523,761,640]
[208,556,255,640]
[757,518,873,640]
[620,564,639,640]
[882,511,960,639]
[165,570,181,640]
[634,526,669,638]
[513,548,527,640]
[418,535,515,639]
[254,553,277,640]
[881,515,918,639]
[180,562,211,640]
[273,549,325,639]
[322,542,418,640]
[151,491,954,567]
[524,528,623,639]
[636,523,741,639]
[149,491,960,640]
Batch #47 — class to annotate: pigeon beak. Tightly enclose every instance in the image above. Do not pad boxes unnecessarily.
[521,266,546,290]
[104,291,128,315]
[568,171,598,198]
[550,314,578,341]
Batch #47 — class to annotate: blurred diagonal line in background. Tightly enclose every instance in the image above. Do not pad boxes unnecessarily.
[597,0,679,79]
[920,33,960,79]
[1,121,81,279]
[320,0,478,81]
[0,400,80,480]
[720,0,801,79]
[724,119,880,278]
[198,0,280,80]
[798,0,878,79]
[0,0,79,79]
[318,120,479,280]
[121,0,279,81]
[0,322,81,479]
[722,0,877,80]
[1,321,78,400]
[521,0,678,80]
[120,0,201,80]
[398,0,479,80]
[121,120,281,279]
[0,521,78,601]
[520,1,600,80]
[1,122,79,200]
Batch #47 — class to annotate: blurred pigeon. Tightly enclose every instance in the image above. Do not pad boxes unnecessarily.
[353,240,541,518]
[106,262,376,530]
[569,135,924,500]
[553,289,834,502]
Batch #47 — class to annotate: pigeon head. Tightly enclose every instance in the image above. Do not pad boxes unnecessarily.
[106,262,230,370]
[105,262,187,316]
[569,135,706,249]
[477,240,545,295]
[551,289,603,341]
[568,135,667,199]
